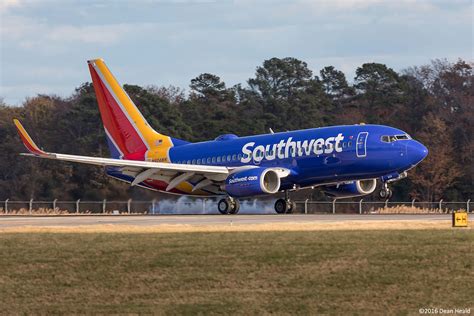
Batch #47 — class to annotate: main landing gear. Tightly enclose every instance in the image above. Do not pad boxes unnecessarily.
[217,192,296,215]
[379,182,393,199]
[274,191,296,214]
[218,197,240,214]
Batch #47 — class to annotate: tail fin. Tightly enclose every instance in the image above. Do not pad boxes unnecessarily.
[88,58,180,162]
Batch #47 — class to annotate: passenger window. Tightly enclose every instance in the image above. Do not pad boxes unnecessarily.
[348,141,352,147]
[227,155,231,161]
[192,159,196,164]
[207,157,211,164]
[197,159,201,164]
[232,154,236,161]
[238,154,242,160]
[217,156,221,163]
[187,160,191,164]
[212,157,216,163]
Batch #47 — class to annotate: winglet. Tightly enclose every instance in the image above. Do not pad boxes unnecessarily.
[13,119,48,156]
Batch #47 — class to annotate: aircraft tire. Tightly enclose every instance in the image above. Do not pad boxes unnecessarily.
[379,188,392,199]
[286,201,296,214]
[230,199,240,214]
[275,199,288,214]
[379,190,386,199]
[387,189,393,199]
[218,198,231,214]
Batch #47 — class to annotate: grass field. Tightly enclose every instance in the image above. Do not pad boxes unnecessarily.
[0,230,472,314]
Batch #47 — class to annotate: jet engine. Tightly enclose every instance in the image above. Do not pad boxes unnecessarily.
[322,179,377,198]
[224,167,281,198]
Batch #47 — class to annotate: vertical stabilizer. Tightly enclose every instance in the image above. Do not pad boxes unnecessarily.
[88,59,173,162]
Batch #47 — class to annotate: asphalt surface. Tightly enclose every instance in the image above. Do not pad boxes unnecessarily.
[0,214,452,228]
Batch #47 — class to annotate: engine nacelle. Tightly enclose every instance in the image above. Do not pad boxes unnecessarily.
[224,167,281,198]
[322,179,377,198]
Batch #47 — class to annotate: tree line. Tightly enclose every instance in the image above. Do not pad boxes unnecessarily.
[0,57,472,201]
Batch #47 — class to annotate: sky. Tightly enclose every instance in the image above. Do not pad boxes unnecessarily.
[0,0,472,105]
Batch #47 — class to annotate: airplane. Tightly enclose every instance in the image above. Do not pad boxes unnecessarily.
[13,59,428,214]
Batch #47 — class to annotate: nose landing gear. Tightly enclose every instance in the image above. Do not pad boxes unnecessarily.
[379,183,393,199]
[218,197,240,214]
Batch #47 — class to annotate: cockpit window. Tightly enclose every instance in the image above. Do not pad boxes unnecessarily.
[381,134,411,143]
[395,134,410,140]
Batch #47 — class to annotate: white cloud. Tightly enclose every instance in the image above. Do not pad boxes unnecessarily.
[298,0,436,11]
[45,23,155,44]
[1,14,156,49]
[0,0,472,105]
[0,0,22,13]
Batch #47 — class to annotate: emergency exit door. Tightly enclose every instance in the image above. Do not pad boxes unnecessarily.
[356,132,368,158]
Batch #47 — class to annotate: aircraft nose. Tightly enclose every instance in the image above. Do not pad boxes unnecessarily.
[407,140,428,165]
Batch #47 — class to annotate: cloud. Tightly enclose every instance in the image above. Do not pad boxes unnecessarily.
[1,0,472,105]
[0,0,22,13]
[1,14,156,49]
[297,0,437,11]
[45,23,156,44]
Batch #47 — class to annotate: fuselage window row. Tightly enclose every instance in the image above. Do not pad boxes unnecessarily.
[175,141,359,165]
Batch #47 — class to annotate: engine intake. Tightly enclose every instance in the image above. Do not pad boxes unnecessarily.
[323,179,377,198]
[224,167,281,198]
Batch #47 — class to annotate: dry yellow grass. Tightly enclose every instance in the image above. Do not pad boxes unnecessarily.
[0,219,463,234]
[377,205,459,214]
[0,207,82,215]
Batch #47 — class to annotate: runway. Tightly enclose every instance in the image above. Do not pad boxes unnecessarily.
[0,214,452,229]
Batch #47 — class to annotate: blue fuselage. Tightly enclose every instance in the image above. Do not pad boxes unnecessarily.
[168,124,428,191]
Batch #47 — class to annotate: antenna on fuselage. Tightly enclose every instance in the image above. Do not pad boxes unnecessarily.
[269,128,275,134]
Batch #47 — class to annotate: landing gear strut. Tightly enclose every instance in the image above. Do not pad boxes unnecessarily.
[218,197,240,215]
[274,191,296,214]
[379,182,393,199]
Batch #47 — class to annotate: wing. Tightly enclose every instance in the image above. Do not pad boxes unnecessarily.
[13,119,229,194]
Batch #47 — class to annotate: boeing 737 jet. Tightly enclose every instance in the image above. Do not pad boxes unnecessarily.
[14,59,428,214]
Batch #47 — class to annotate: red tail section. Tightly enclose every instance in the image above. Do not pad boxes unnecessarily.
[88,59,173,161]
